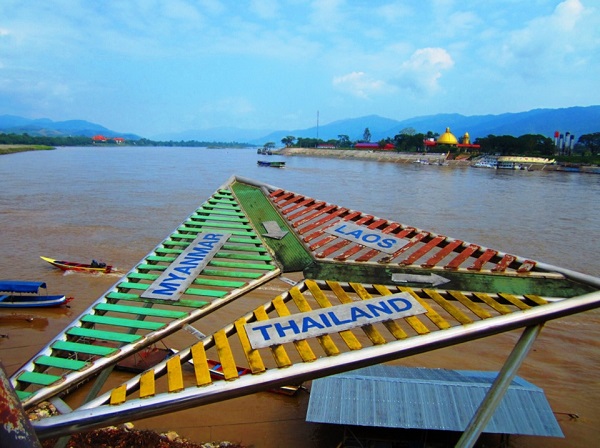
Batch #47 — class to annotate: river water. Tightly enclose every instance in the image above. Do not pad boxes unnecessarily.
[1,146,599,447]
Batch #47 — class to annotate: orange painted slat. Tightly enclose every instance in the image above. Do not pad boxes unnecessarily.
[293,204,337,229]
[287,200,325,220]
[421,239,463,268]
[445,244,480,270]
[467,248,498,271]
[399,235,446,266]
[299,207,349,236]
[492,254,517,272]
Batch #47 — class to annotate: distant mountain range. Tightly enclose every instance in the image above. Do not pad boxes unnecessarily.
[2,105,599,144]
[0,115,141,140]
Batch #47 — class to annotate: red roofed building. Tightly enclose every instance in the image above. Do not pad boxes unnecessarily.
[92,135,107,142]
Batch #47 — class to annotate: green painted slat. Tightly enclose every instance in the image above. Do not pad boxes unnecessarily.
[52,340,117,356]
[105,291,210,308]
[186,288,227,298]
[16,390,33,399]
[35,355,89,371]
[208,260,276,270]
[194,278,246,288]
[187,215,247,223]
[81,314,165,330]
[118,281,149,290]
[145,255,174,262]
[128,272,158,280]
[222,244,269,253]
[192,210,245,217]
[17,371,61,386]
[216,252,273,261]
[67,326,143,343]
[202,269,263,279]
[136,264,167,271]
[171,229,256,238]
[154,248,184,255]
[208,199,237,205]
[95,303,188,319]
[180,221,253,230]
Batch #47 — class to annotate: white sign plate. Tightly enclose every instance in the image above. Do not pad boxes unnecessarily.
[323,221,407,254]
[245,292,426,349]
[140,232,230,301]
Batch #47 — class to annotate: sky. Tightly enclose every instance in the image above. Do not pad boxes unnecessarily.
[1,0,599,137]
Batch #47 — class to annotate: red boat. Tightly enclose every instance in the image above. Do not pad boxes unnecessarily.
[41,256,112,273]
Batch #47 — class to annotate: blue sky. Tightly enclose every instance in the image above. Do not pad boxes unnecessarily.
[1,0,598,137]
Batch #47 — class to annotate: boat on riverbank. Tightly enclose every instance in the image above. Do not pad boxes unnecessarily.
[0,280,70,308]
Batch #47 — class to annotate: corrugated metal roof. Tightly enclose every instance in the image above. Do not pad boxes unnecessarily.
[306,365,563,437]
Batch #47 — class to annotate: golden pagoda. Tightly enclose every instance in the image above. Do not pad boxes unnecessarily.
[437,127,458,145]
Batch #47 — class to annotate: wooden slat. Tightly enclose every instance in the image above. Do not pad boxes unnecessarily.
[307,280,362,350]
[394,287,433,334]
[445,244,480,270]
[167,355,184,392]
[421,239,463,268]
[423,289,473,325]
[253,306,293,367]
[369,284,409,340]
[52,340,117,356]
[272,296,317,362]
[34,356,89,371]
[110,385,127,405]
[235,318,266,374]
[139,370,155,398]
[446,290,493,319]
[17,371,61,386]
[472,292,513,315]
[492,254,517,272]
[94,303,188,319]
[332,282,386,345]
[290,287,340,356]
[524,294,548,306]
[81,314,165,331]
[399,236,446,266]
[498,292,531,310]
[467,248,498,271]
[191,343,212,386]
[214,330,240,380]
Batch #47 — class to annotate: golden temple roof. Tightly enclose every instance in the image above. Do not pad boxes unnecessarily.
[437,127,458,145]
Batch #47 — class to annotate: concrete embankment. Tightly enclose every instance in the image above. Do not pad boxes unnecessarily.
[276,147,464,165]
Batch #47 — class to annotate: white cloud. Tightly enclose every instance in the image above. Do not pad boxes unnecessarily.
[393,47,454,95]
[332,71,388,99]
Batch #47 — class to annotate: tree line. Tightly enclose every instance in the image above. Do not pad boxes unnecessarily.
[280,128,600,161]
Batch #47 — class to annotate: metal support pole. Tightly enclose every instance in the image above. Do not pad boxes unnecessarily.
[456,324,543,448]
[0,361,42,448]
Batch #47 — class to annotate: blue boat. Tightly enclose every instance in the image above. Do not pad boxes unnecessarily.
[0,280,70,308]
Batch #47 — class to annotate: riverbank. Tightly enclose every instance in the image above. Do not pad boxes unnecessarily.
[276,147,600,173]
[0,144,54,155]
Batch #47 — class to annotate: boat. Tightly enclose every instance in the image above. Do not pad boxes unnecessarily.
[257,160,285,168]
[0,280,71,308]
[41,256,112,273]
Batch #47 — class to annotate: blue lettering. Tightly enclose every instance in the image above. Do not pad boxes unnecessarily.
[319,314,332,327]
[301,317,325,332]
[328,311,353,326]
[350,306,372,321]
[388,298,412,313]
[333,224,349,235]
[251,324,273,341]
[366,301,393,317]
[165,272,186,282]
[362,233,380,243]
[347,229,362,239]
[378,238,395,249]
[152,282,179,296]
[274,320,300,337]
[174,266,195,275]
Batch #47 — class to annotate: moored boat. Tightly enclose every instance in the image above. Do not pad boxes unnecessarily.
[41,256,112,273]
[0,280,71,308]
[257,160,285,168]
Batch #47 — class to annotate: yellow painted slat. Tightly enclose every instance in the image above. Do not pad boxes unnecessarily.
[191,343,212,386]
[335,283,385,345]
[167,355,184,392]
[139,370,155,398]
[308,280,362,350]
[272,296,316,362]
[235,318,266,374]
[423,289,473,325]
[498,293,531,310]
[447,290,493,319]
[369,284,409,340]
[214,329,240,380]
[290,287,340,356]
[524,294,548,306]
[395,287,433,334]
[473,292,513,315]
[254,306,293,368]
[110,385,127,405]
